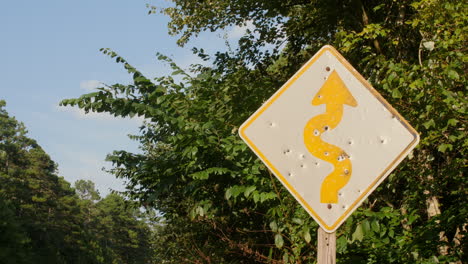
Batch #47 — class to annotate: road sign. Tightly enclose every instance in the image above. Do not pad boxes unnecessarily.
[239,45,419,233]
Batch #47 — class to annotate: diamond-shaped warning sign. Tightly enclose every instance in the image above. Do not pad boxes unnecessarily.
[239,45,419,232]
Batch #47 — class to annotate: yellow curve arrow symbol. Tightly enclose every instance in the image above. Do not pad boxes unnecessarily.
[303,70,358,204]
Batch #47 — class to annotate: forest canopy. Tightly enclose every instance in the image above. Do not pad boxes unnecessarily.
[0,100,156,263]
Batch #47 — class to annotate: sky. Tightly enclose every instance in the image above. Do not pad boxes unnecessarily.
[1,0,247,195]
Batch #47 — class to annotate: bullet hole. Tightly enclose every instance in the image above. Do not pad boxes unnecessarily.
[338,192,343,196]
[324,126,329,131]
[327,204,332,209]
[314,129,320,136]
[324,152,329,156]
[344,169,349,175]
[288,172,293,177]
[300,164,305,168]
[315,162,320,166]
[300,154,306,159]
[269,122,275,127]
[318,95,323,99]
[337,155,345,161]
[326,66,331,71]
[348,140,353,145]
[342,205,347,209]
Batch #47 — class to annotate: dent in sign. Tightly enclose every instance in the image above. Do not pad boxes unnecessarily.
[303,70,357,204]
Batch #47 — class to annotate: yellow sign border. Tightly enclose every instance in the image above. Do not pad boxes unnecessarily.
[239,45,419,232]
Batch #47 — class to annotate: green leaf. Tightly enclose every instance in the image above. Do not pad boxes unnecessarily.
[292,218,303,225]
[253,192,260,203]
[191,171,209,180]
[423,119,436,129]
[361,220,371,235]
[408,213,419,225]
[336,235,348,253]
[371,220,380,233]
[447,118,459,127]
[244,186,256,198]
[225,189,232,200]
[196,206,204,217]
[437,143,453,153]
[269,221,278,232]
[303,230,311,243]
[392,89,402,98]
[447,69,460,80]
[274,234,284,248]
[352,224,364,242]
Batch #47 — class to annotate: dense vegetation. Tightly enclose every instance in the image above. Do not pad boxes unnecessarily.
[61,0,466,263]
[0,100,155,263]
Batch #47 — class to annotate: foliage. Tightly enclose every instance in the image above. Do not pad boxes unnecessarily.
[0,196,32,264]
[0,100,155,264]
[62,0,466,263]
[75,179,101,201]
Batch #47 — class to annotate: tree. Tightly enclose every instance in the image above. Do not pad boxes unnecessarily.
[95,193,154,264]
[0,100,157,263]
[61,0,466,262]
[75,179,101,201]
[0,196,32,264]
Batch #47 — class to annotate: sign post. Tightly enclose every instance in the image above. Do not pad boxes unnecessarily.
[239,45,419,260]
[317,227,336,264]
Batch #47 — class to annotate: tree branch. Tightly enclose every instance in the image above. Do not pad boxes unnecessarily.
[357,0,383,54]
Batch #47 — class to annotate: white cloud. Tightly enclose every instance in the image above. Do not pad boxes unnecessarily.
[58,105,115,120]
[227,20,255,40]
[80,80,103,91]
[55,147,126,196]
[225,21,288,54]
[56,104,145,124]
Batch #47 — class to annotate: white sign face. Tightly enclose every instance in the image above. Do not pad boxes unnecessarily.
[239,45,419,233]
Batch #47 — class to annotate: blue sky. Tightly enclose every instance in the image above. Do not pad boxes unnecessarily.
[1,0,247,195]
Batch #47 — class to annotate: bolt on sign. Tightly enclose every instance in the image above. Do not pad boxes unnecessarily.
[239,45,419,233]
